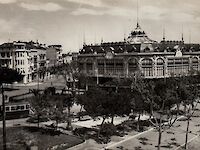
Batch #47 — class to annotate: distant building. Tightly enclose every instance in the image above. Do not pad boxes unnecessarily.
[0,41,62,84]
[62,53,72,64]
[72,52,78,62]
[77,23,200,84]
[46,45,63,67]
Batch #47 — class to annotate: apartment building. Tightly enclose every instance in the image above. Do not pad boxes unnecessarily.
[0,41,51,83]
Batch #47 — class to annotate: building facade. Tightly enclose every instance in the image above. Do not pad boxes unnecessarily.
[46,45,63,67]
[77,23,200,82]
[0,41,63,84]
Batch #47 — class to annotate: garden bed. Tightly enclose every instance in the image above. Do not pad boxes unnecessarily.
[73,119,154,144]
[0,126,83,150]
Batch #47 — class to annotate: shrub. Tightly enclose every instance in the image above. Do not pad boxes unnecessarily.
[101,123,117,137]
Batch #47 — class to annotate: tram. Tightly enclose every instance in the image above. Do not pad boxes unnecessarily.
[0,101,30,120]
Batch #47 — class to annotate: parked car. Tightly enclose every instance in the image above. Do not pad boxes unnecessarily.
[79,115,92,121]
[26,116,51,123]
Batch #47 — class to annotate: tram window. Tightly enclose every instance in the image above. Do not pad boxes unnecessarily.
[11,106,17,111]
[21,105,25,110]
[26,105,30,109]
[6,107,10,112]
[17,106,21,110]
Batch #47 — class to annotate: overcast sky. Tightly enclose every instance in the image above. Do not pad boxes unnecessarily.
[0,0,200,53]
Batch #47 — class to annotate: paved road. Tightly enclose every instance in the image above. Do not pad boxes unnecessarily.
[3,76,66,100]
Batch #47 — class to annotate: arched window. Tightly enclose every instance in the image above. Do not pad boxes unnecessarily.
[97,59,104,75]
[128,58,138,75]
[78,60,84,73]
[105,59,114,75]
[192,57,198,71]
[156,58,165,76]
[144,47,150,52]
[141,58,153,77]
[86,59,93,74]
[182,58,189,74]
[114,59,124,75]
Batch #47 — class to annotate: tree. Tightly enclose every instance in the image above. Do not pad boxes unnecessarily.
[106,90,131,124]
[130,77,150,131]
[78,87,108,137]
[0,67,23,85]
[76,94,85,121]
[48,94,65,129]
[147,79,180,150]
[30,90,49,128]
[53,62,79,129]
[180,77,199,149]
[64,93,74,129]
[0,67,23,150]
[77,73,89,90]
[77,86,131,138]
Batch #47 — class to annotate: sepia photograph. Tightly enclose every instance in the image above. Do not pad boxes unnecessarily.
[0,0,200,149]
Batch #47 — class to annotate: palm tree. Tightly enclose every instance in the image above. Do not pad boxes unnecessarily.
[55,62,79,129]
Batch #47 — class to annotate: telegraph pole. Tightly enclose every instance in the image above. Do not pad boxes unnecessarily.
[1,84,6,150]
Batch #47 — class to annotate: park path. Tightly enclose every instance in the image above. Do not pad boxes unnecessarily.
[105,111,200,150]
[69,108,200,150]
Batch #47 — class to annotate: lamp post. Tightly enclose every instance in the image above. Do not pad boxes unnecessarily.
[95,68,99,85]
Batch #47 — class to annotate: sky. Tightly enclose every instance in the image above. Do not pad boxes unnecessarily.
[0,0,200,53]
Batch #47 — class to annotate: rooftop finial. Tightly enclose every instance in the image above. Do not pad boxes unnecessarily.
[124,32,126,42]
[163,27,165,41]
[181,25,184,42]
[101,37,103,43]
[83,31,86,46]
[136,0,139,27]
[189,29,191,44]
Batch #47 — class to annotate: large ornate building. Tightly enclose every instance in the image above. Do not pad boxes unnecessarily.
[77,23,200,83]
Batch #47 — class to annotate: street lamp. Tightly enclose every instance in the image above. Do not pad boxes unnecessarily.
[95,68,99,85]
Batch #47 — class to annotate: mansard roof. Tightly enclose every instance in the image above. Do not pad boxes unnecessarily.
[80,41,200,54]
[79,22,200,54]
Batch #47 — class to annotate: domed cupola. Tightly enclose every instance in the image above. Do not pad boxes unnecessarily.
[127,23,156,44]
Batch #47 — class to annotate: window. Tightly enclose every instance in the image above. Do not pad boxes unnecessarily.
[1,52,5,58]
[156,58,165,76]
[167,58,174,75]
[128,58,138,74]
[97,59,104,75]
[105,59,115,75]
[11,106,17,111]
[78,62,84,73]
[5,107,10,112]
[26,105,30,109]
[86,59,93,74]
[192,57,198,71]
[20,105,25,110]
[16,106,21,110]
[114,59,124,75]
[141,58,153,77]
[167,58,189,76]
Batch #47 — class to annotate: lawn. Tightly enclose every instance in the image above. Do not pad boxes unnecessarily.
[0,126,84,150]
